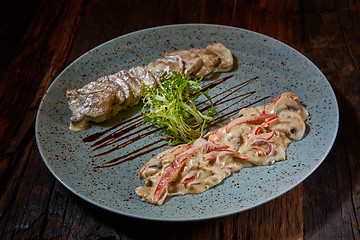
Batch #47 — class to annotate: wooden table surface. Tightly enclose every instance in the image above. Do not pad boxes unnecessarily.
[1,0,359,239]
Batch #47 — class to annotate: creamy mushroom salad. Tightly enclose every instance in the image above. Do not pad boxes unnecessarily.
[136,92,308,205]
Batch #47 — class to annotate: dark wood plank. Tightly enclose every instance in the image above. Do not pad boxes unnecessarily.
[302,0,360,239]
[48,1,304,239]
[231,1,304,239]
[0,0,305,239]
[1,0,359,239]
[0,0,41,85]
[0,0,85,238]
[0,0,85,169]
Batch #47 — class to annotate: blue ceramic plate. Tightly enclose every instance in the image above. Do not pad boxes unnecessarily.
[35,24,338,221]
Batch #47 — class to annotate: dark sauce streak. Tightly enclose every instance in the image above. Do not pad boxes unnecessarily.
[83,114,142,143]
[199,91,255,113]
[85,75,270,168]
[95,142,168,168]
[94,127,164,156]
[196,76,259,108]
[217,95,271,121]
[197,76,259,115]
[215,91,257,107]
[102,139,165,165]
[213,76,258,104]
[201,75,234,92]
[92,121,147,150]
[85,75,236,146]
[242,95,272,108]
[96,94,270,169]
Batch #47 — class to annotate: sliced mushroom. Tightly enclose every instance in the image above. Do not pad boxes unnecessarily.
[271,110,306,140]
[265,92,308,120]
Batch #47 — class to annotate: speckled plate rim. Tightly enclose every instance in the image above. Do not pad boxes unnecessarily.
[35,24,339,221]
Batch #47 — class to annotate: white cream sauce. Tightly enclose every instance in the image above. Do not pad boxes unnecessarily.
[136,92,308,205]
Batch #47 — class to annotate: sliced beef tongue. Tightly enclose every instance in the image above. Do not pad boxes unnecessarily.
[66,42,233,131]
[165,49,203,77]
[66,81,117,131]
[146,55,184,81]
[129,66,157,89]
[206,42,234,73]
[67,67,154,131]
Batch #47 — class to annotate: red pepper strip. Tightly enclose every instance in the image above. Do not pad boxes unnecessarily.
[253,147,265,156]
[233,156,250,161]
[139,162,150,178]
[226,114,276,133]
[152,145,202,203]
[203,131,213,138]
[255,130,275,140]
[254,115,279,135]
[204,150,224,161]
[208,138,218,146]
[261,106,267,114]
[180,174,196,184]
[171,144,193,157]
[269,94,282,105]
[207,133,222,145]
[138,144,191,178]
[203,125,225,138]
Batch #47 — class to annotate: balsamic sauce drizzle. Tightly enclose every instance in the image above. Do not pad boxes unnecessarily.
[83,75,270,168]
[93,127,163,156]
[83,114,143,143]
[96,140,168,168]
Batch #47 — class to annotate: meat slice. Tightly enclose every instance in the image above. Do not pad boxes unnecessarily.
[190,48,220,78]
[206,42,234,73]
[146,55,184,81]
[165,43,234,78]
[67,81,117,131]
[67,70,146,131]
[107,73,135,106]
[97,76,126,105]
[117,70,143,104]
[129,66,157,89]
[165,50,203,76]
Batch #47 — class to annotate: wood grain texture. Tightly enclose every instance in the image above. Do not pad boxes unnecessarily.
[302,0,360,239]
[0,0,41,85]
[0,0,359,239]
[0,0,85,238]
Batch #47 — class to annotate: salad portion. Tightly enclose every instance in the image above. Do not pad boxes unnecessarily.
[140,71,217,145]
[136,92,308,205]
